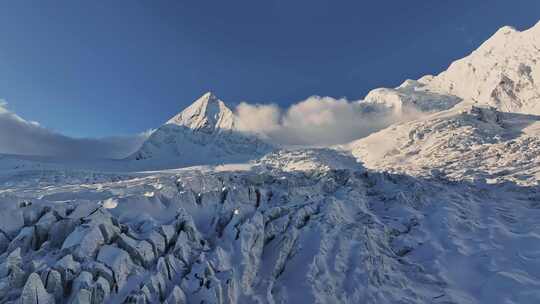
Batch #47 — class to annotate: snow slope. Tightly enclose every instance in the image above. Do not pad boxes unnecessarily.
[347,103,540,185]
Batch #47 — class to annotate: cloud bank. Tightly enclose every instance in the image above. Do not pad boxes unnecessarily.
[0,96,421,159]
[235,96,419,146]
[0,102,150,159]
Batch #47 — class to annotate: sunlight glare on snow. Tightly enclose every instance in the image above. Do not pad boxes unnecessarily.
[102,198,118,209]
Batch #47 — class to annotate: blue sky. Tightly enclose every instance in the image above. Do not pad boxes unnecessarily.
[0,1,539,137]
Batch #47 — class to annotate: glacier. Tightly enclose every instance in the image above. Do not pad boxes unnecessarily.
[1,21,540,304]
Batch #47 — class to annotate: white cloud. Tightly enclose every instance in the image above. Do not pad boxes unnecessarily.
[235,102,281,134]
[0,103,150,159]
[235,96,418,146]
[0,95,421,159]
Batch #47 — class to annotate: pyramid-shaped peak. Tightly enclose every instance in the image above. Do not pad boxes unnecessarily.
[201,91,218,100]
[166,92,235,132]
[191,91,220,106]
[188,91,223,111]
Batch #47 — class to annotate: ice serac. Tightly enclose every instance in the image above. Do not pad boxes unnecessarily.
[20,273,53,304]
[129,92,273,167]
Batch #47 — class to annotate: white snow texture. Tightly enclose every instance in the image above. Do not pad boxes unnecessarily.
[1,21,540,304]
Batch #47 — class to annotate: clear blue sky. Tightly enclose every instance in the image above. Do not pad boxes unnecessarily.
[0,1,539,137]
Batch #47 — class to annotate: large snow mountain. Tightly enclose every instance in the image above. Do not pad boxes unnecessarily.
[346,21,540,184]
[362,21,540,116]
[424,21,540,113]
[129,92,273,167]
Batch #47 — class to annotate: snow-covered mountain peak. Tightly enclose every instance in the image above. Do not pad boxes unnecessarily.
[128,93,273,166]
[421,22,540,114]
[362,22,540,116]
[166,92,235,133]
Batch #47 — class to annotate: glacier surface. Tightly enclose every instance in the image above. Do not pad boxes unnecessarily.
[2,21,540,304]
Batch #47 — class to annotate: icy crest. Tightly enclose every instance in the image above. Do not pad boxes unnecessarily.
[423,21,540,114]
[166,92,235,133]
